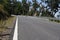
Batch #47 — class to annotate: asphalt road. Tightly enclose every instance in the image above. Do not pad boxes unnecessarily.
[18,16,60,40]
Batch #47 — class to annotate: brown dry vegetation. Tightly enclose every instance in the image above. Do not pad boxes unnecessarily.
[0,16,16,32]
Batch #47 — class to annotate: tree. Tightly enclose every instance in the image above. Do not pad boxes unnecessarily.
[32,0,39,13]
[41,0,60,17]
[21,0,30,15]
[0,4,9,20]
[14,1,22,15]
[0,0,11,20]
[0,0,14,15]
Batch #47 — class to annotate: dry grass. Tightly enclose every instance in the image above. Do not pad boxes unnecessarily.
[0,16,16,32]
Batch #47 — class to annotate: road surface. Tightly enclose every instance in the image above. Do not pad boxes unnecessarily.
[18,16,60,40]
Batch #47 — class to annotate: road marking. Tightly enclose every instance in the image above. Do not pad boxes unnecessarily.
[13,17,18,40]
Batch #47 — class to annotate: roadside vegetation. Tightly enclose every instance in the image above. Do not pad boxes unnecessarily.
[0,0,60,17]
[0,16,15,32]
[0,0,60,32]
[49,18,60,23]
[0,0,16,39]
[0,0,60,39]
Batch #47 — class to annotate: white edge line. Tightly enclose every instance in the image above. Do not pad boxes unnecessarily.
[13,17,18,40]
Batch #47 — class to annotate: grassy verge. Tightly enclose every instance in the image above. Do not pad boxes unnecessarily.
[49,19,60,23]
[0,16,16,32]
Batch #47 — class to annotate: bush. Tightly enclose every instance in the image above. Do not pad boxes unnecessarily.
[0,4,9,20]
[49,18,60,23]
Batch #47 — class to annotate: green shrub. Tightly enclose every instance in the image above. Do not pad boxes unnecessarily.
[0,4,9,20]
[49,19,60,23]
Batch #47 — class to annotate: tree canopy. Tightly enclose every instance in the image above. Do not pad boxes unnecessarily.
[0,0,60,19]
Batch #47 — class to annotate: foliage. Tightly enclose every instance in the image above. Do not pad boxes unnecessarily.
[0,0,12,20]
[41,0,60,16]
[41,10,54,17]
[21,0,30,15]
[0,4,9,20]
[0,0,60,19]
[49,18,60,23]
[32,0,40,14]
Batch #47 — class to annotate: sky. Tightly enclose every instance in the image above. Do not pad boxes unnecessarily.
[18,0,41,3]
[17,0,47,7]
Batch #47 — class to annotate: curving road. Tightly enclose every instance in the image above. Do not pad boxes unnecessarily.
[18,16,60,40]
